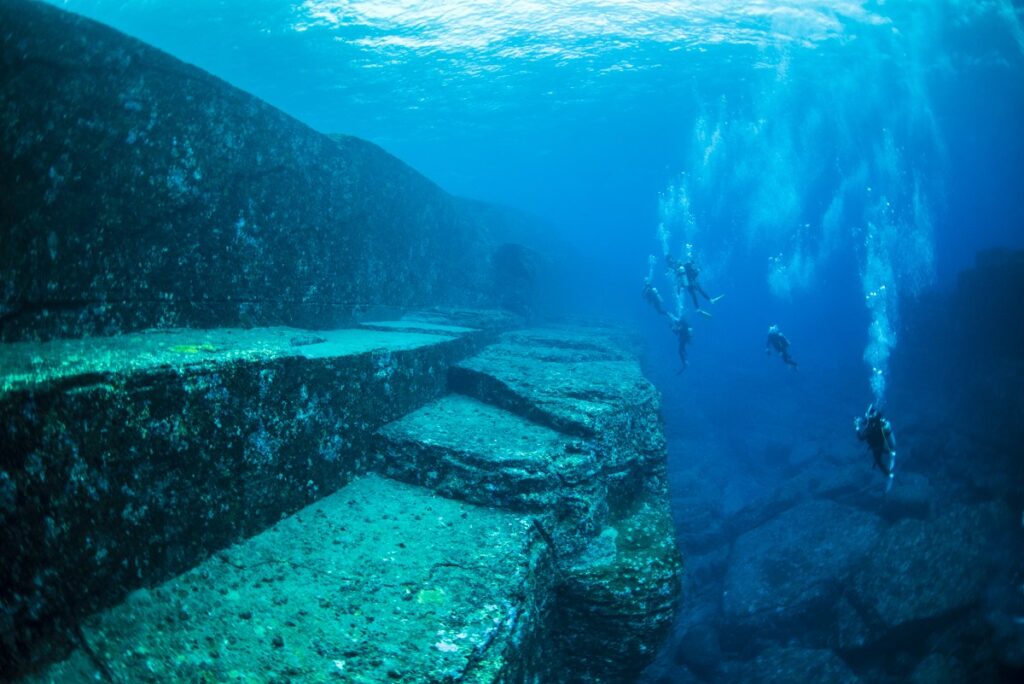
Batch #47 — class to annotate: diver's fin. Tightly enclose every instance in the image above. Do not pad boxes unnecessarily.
[697,309,713,319]
[710,295,725,304]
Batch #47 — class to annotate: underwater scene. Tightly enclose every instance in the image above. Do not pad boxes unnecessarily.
[1,0,1023,682]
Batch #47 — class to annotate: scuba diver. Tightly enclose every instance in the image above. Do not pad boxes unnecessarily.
[671,317,693,373]
[642,278,669,317]
[855,404,896,491]
[765,324,798,369]
[665,255,722,318]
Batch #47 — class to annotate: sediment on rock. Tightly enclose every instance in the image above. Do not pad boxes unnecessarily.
[21,476,558,684]
[0,0,545,343]
[0,321,494,676]
[4,322,682,683]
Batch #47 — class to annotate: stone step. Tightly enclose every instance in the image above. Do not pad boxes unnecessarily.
[374,393,601,516]
[357,308,522,335]
[20,475,554,684]
[448,327,633,438]
[0,325,486,674]
[373,330,684,683]
[448,327,667,489]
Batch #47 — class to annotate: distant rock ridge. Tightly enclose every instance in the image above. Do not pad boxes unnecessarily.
[0,0,542,342]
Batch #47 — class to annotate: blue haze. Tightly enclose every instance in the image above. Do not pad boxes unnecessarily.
[44,2,1024,392]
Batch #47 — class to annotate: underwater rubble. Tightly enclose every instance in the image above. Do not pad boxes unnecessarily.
[644,430,1020,684]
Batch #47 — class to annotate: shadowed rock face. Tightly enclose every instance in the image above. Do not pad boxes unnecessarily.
[0,0,534,342]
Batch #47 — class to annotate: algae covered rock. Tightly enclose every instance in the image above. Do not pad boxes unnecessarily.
[376,326,682,681]
[450,327,667,488]
[3,321,681,682]
[375,393,600,517]
[0,325,484,676]
[722,500,882,648]
[728,647,862,684]
[0,0,543,343]
[24,476,557,683]
[851,501,1010,631]
[558,496,682,682]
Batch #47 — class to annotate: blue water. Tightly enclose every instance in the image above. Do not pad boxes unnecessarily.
[44,0,1024,349]
[38,1,1024,681]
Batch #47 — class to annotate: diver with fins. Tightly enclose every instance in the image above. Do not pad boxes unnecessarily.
[670,316,693,373]
[765,324,798,369]
[665,255,723,318]
[855,404,896,492]
[642,278,669,317]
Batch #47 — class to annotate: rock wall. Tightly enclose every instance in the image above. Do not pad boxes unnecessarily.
[0,0,535,342]
[0,321,497,676]
[3,321,682,682]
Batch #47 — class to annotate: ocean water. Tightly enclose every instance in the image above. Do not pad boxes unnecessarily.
[11,0,1024,682]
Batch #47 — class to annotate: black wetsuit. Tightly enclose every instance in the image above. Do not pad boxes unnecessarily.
[767,331,798,368]
[857,413,894,476]
[673,320,692,372]
[682,262,712,310]
[642,282,668,317]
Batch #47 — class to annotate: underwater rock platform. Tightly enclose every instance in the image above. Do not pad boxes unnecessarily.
[2,321,682,682]
[23,475,553,684]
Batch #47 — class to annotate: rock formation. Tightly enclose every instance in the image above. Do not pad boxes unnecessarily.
[1,0,543,343]
[0,3,681,680]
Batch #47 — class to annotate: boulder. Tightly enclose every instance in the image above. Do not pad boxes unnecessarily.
[850,501,1010,632]
[728,647,862,684]
[674,622,721,680]
[722,500,882,649]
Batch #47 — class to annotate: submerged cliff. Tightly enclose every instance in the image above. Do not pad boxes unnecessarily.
[0,0,540,343]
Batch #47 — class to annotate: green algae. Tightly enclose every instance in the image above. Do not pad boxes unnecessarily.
[169,343,218,354]
[26,476,548,684]
[416,588,448,605]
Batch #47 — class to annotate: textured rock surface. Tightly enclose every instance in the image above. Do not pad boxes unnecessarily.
[23,475,555,683]
[850,501,1009,632]
[4,321,681,682]
[727,647,862,684]
[722,501,882,648]
[0,0,543,343]
[0,323,487,674]
[378,326,682,682]
[450,327,665,504]
[375,394,600,520]
[559,497,682,682]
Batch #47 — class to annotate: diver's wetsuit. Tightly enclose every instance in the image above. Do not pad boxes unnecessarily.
[856,409,895,476]
[673,319,692,372]
[642,282,668,317]
[682,262,712,310]
[767,330,798,368]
